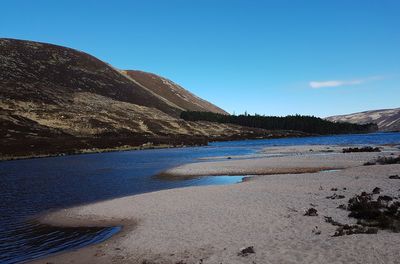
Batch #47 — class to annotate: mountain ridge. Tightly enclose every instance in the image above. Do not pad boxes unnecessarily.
[326,107,400,131]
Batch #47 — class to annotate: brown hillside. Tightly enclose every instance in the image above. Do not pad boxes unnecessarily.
[0,38,305,159]
[125,70,228,115]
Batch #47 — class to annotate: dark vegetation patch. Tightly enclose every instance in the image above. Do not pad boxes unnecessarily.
[342,146,381,153]
[0,134,209,159]
[364,156,400,166]
[325,189,400,236]
[181,111,377,135]
[348,191,400,232]
[333,225,378,236]
[325,215,378,236]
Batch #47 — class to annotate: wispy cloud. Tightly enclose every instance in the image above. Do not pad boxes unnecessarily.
[309,76,385,89]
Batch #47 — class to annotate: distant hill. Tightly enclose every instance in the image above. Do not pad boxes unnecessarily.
[326,108,400,131]
[0,38,302,159]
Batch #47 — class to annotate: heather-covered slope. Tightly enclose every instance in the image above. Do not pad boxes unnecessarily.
[0,38,183,117]
[326,108,400,132]
[124,70,228,115]
[0,38,303,159]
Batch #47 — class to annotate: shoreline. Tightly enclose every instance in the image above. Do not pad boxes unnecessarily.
[29,144,400,263]
[35,214,137,264]
[156,167,344,180]
[0,131,311,162]
[5,130,395,162]
[0,143,182,162]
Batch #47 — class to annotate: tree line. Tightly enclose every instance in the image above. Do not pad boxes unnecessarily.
[180,111,377,135]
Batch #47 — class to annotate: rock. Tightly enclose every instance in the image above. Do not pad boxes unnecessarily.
[304,208,318,216]
[342,146,381,153]
[326,194,345,200]
[333,225,378,236]
[238,246,255,256]
[312,226,321,235]
[331,188,338,191]
[372,187,381,194]
[324,216,343,226]
[378,195,393,202]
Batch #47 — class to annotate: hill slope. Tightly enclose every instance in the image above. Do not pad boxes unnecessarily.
[326,108,400,131]
[124,70,227,114]
[0,38,302,159]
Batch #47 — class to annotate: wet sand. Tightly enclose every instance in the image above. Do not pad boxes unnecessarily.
[32,145,400,264]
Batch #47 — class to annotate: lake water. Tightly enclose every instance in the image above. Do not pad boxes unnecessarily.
[1,132,400,263]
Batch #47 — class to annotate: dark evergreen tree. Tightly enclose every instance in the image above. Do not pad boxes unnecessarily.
[180,111,377,135]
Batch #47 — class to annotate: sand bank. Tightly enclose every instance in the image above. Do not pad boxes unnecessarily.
[160,145,397,178]
[33,145,400,264]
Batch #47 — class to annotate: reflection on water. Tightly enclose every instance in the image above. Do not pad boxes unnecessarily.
[0,221,120,264]
[0,132,399,263]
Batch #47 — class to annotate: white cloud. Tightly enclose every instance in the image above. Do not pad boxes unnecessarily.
[309,76,384,89]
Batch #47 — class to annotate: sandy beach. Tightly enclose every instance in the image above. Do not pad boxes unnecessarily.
[32,145,400,264]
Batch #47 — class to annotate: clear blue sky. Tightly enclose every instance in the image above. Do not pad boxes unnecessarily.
[1,0,399,117]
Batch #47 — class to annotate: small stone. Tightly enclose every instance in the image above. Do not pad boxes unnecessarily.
[238,246,255,256]
[312,226,321,235]
[326,194,345,200]
[372,187,381,194]
[304,208,318,216]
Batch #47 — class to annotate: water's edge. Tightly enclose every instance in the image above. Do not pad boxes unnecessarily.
[1,132,399,263]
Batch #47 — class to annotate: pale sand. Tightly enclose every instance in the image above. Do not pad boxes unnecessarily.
[32,145,400,264]
[160,145,398,178]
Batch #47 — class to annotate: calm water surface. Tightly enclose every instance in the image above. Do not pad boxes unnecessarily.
[1,132,400,263]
